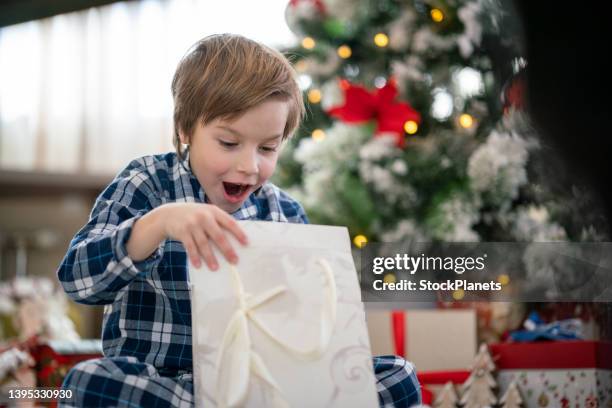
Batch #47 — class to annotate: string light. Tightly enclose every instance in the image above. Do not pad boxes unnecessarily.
[374,33,389,48]
[430,8,444,23]
[452,288,465,300]
[374,76,387,88]
[459,113,474,129]
[497,274,510,286]
[298,74,312,90]
[311,129,326,141]
[337,45,352,59]
[353,234,368,248]
[404,120,418,134]
[307,89,322,104]
[295,60,308,73]
[383,274,396,284]
[302,36,316,49]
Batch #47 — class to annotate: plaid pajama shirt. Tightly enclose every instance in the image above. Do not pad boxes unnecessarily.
[57,152,421,407]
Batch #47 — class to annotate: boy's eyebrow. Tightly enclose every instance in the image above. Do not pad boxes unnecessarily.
[217,125,282,141]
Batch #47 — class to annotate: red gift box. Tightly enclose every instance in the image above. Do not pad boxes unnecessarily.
[417,369,471,404]
[0,337,102,408]
[29,339,102,408]
[490,341,612,370]
[31,342,102,388]
[490,341,612,408]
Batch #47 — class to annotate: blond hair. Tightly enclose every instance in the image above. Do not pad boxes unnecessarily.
[171,33,305,159]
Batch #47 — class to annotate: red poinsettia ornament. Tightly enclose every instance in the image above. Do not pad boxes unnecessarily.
[501,69,526,113]
[326,78,421,148]
[288,0,326,13]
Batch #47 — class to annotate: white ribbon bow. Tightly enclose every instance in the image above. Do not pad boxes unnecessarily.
[215,258,337,408]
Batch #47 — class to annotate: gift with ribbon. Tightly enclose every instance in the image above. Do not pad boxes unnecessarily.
[509,311,583,342]
[189,221,379,408]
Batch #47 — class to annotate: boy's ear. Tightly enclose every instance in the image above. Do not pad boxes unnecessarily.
[178,129,190,145]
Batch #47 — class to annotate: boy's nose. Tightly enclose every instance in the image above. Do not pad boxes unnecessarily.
[237,149,259,176]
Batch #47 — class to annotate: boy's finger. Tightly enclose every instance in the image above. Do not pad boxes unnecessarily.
[192,229,218,271]
[182,236,201,268]
[204,220,238,264]
[216,211,248,245]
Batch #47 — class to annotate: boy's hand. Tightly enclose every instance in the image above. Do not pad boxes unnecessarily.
[160,203,248,271]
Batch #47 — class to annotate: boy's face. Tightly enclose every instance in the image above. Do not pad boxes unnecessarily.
[181,99,289,213]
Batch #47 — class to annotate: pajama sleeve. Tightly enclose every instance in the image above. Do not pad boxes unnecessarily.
[57,159,163,305]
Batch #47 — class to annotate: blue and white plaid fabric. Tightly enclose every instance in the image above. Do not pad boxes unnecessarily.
[374,355,422,407]
[59,355,421,407]
[57,152,421,407]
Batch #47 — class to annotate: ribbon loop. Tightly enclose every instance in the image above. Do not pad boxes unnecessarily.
[215,258,337,407]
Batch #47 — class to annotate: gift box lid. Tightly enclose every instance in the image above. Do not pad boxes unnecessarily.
[490,340,612,370]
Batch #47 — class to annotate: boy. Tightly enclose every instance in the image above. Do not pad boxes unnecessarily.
[57,34,421,407]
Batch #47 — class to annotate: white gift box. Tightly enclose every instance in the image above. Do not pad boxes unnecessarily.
[365,308,477,371]
[189,221,379,408]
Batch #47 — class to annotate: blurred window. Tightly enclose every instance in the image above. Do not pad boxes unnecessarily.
[0,0,295,174]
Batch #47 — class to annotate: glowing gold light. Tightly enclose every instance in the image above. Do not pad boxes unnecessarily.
[459,113,474,128]
[295,60,308,73]
[452,289,465,300]
[337,45,352,59]
[311,129,326,141]
[497,274,511,286]
[353,234,368,248]
[307,89,322,104]
[374,33,389,48]
[384,274,396,284]
[404,120,419,134]
[302,37,316,49]
[430,8,444,22]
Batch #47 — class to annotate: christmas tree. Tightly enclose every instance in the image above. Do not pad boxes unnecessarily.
[434,381,458,408]
[460,343,497,408]
[276,0,609,247]
[499,380,524,408]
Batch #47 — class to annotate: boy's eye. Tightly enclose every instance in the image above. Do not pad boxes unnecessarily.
[219,140,238,148]
[260,145,278,152]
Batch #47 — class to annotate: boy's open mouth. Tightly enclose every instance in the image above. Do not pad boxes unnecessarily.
[222,182,251,197]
